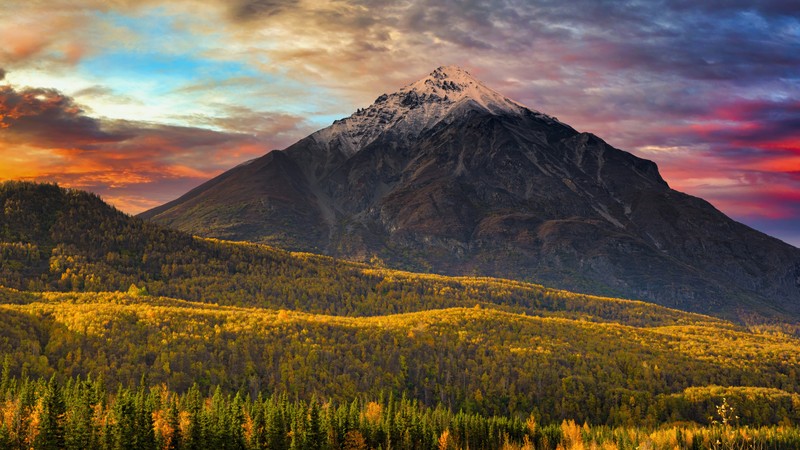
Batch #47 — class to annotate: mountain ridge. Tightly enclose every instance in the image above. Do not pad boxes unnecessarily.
[140,66,800,321]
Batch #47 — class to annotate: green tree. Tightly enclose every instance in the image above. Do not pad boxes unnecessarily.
[304,399,324,450]
[35,376,66,450]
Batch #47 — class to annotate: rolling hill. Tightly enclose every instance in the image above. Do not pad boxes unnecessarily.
[1,181,800,429]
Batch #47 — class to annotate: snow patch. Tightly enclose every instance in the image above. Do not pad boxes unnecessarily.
[311,66,553,156]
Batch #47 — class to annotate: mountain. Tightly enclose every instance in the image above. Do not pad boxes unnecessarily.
[140,66,800,321]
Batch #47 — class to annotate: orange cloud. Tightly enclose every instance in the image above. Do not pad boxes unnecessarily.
[0,80,305,213]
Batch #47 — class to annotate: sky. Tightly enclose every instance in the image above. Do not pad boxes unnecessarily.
[0,0,798,247]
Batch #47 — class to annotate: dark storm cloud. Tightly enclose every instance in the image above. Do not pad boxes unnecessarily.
[495,0,800,83]
[713,99,800,145]
[669,0,800,17]
[0,84,259,153]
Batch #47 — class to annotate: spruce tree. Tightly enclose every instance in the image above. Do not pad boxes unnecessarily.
[34,376,66,450]
[113,388,137,450]
[64,380,93,450]
[229,393,247,450]
[133,384,156,450]
[184,384,205,450]
[250,401,267,450]
[304,399,324,450]
[166,398,183,450]
[266,400,288,450]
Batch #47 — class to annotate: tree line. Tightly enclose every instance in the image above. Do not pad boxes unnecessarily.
[2,374,800,450]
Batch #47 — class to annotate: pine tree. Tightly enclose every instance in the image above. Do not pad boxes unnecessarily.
[304,399,324,450]
[0,354,11,394]
[250,401,267,450]
[133,383,156,450]
[34,376,66,450]
[64,379,94,450]
[229,393,247,450]
[207,387,225,449]
[184,384,205,450]
[112,388,137,450]
[289,403,303,450]
[166,398,183,450]
[266,400,288,450]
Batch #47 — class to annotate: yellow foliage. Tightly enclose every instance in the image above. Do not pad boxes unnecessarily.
[561,419,585,450]
[438,429,453,450]
[526,413,537,437]
[364,401,382,424]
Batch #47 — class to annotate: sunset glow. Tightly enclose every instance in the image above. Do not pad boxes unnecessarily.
[1,0,798,246]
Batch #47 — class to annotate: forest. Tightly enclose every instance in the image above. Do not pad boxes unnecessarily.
[1,288,800,426]
[1,181,800,448]
[2,374,800,450]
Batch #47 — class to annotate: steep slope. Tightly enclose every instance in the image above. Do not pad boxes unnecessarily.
[140,66,800,321]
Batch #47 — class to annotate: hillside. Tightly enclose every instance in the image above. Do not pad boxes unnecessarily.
[1,182,800,429]
[2,288,800,426]
[140,66,800,321]
[0,181,724,324]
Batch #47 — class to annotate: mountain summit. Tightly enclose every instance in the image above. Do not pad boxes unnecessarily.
[141,66,800,321]
[312,65,544,156]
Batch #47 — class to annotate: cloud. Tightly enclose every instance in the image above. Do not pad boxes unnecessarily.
[0,82,309,213]
[232,0,298,21]
[1,0,798,244]
[0,68,5,81]
[699,99,800,151]
[0,85,128,143]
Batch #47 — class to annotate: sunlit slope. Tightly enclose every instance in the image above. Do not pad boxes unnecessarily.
[1,288,798,424]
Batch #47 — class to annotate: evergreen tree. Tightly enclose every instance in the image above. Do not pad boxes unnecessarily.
[133,384,156,450]
[266,399,288,450]
[64,379,94,450]
[289,404,303,450]
[166,398,183,450]
[304,399,324,450]
[183,384,205,450]
[0,354,11,394]
[34,376,66,450]
[112,388,137,450]
[250,400,267,450]
[229,393,247,450]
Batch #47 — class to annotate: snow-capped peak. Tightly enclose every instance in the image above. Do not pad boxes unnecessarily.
[311,66,540,156]
[402,65,526,114]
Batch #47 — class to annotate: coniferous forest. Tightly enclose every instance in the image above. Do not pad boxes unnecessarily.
[2,181,800,449]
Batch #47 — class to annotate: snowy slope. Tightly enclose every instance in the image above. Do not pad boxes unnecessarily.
[311,66,555,156]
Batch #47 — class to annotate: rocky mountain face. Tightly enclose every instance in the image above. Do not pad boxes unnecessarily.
[141,66,800,320]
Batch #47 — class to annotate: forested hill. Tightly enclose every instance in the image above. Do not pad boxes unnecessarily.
[2,288,800,426]
[0,181,722,325]
[2,181,800,427]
